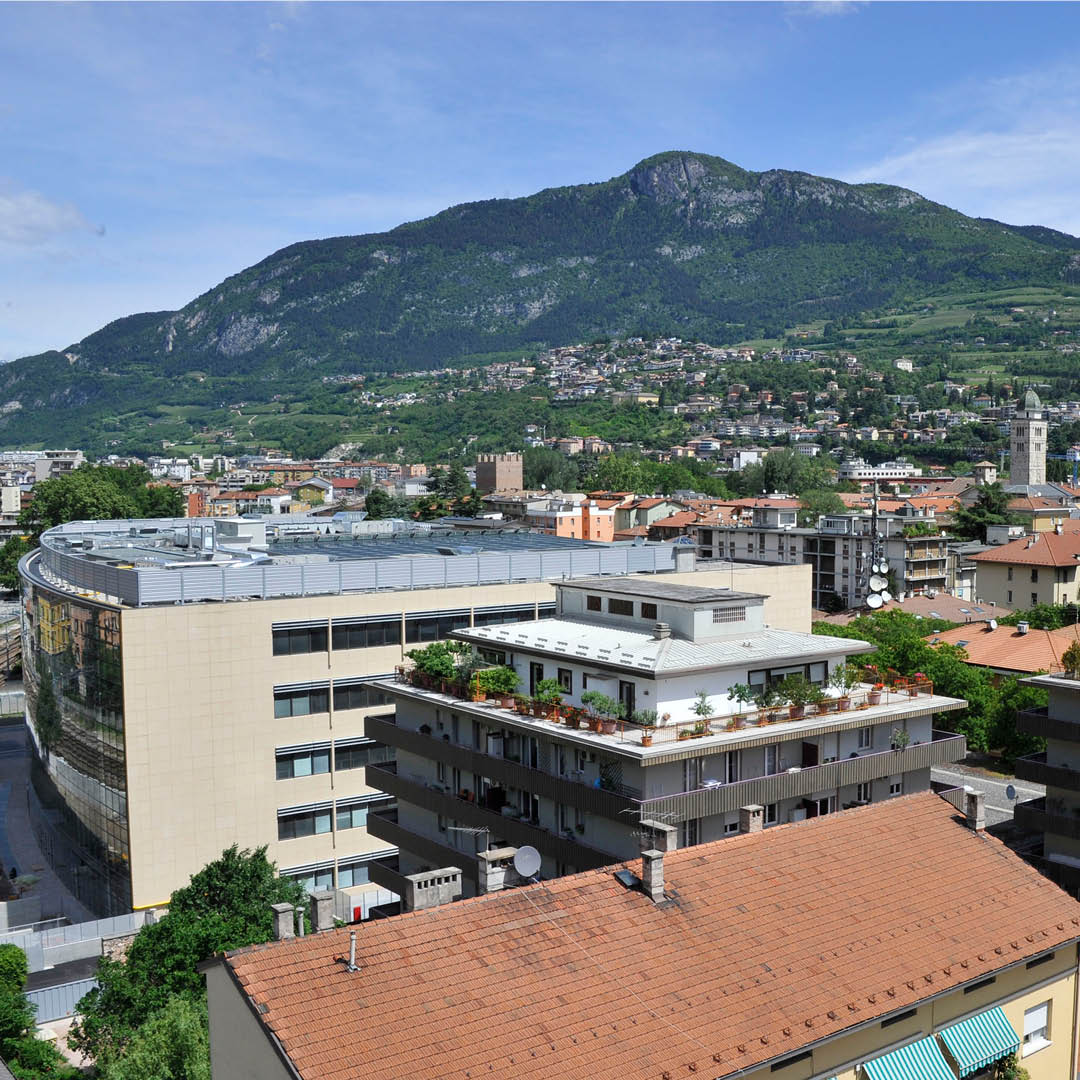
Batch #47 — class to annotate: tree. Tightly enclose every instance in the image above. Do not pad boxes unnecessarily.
[70,846,303,1066]
[0,537,32,592]
[797,489,846,527]
[0,943,77,1078]
[950,482,1017,543]
[0,945,27,995]
[522,447,580,492]
[363,488,393,520]
[98,995,210,1080]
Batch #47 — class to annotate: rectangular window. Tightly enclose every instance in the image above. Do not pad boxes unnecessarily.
[770,1051,811,1072]
[281,862,333,895]
[1032,593,1039,606]
[530,662,544,696]
[277,804,332,840]
[764,745,779,776]
[276,744,330,780]
[1023,1001,1050,1055]
[334,739,395,772]
[724,820,739,835]
[274,685,330,718]
[558,668,572,693]
[336,803,368,831]
[858,727,872,750]
[1008,590,1013,604]
[331,619,401,650]
[405,611,471,644]
[333,683,392,712]
[889,778,902,796]
[764,803,777,826]
[856,781,871,803]
[1007,567,1014,581]
[607,597,634,616]
[473,604,540,627]
[712,606,747,624]
[586,595,602,612]
[337,858,376,888]
[1031,568,1039,583]
[641,602,658,620]
[273,624,328,656]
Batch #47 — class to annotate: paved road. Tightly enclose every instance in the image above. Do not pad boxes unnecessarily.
[932,764,1044,826]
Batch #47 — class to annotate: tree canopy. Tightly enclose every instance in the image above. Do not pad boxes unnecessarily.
[950,482,1019,543]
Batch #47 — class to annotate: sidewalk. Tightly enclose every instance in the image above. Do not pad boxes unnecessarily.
[0,726,94,925]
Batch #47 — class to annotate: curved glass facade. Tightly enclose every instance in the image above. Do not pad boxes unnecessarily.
[23,580,131,916]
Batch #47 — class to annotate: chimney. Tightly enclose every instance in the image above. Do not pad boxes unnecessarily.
[964,788,986,833]
[1056,519,1064,535]
[402,867,462,911]
[1017,621,1029,635]
[653,622,672,640]
[271,901,295,941]
[738,804,764,834]
[477,848,516,894]
[639,819,678,852]
[310,889,335,933]
[641,849,666,903]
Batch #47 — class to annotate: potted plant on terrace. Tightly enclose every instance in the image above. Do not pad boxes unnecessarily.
[633,709,658,747]
[754,685,781,724]
[533,678,564,719]
[581,690,622,734]
[867,682,884,706]
[477,666,519,708]
[829,663,860,711]
[727,684,755,729]
[891,727,911,751]
[779,673,815,720]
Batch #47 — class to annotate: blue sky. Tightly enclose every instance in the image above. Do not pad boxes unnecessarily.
[2,1,1080,362]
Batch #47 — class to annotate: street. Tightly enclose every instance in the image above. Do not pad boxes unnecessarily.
[932,764,1044,827]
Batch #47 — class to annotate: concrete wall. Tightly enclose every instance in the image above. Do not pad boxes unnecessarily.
[205,963,294,1080]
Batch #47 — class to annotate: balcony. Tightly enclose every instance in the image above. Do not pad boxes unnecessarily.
[367,810,482,887]
[1015,752,1080,792]
[366,765,618,870]
[1018,707,1080,743]
[640,731,966,823]
[365,715,638,818]
[1015,797,1080,842]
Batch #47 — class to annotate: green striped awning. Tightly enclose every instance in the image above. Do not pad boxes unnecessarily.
[862,1036,955,1080]
[938,1007,1020,1077]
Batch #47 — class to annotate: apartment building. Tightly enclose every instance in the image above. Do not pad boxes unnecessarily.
[370,578,966,892]
[204,794,1080,1080]
[837,457,922,483]
[971,525,1080,608]
[19,516,807,917]
[696,507,952,610]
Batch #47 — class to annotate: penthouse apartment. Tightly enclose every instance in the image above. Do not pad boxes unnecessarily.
[19,515,808,917]
[371,578,966,892]
[204,794,1080,1080]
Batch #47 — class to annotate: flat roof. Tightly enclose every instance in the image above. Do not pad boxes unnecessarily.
[561,577,765,604]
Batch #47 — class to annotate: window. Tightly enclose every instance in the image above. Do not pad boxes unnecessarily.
[749,661,828,691]
[336,802,368,831]
[331,619,401,650]
[1008,590,1013,604]
[770,1051,811,1072]
[276,744,330,780]
[529,662,544,695]
[586,595,602,612]
[273,624,328,656]
[764,745,779,776]
[856,782,871,803]
[278,804,332,840]
[764,803,777,825]
[333,682,392,712]
[1032,593,1038,606]
[858,726,872,750]
[281,861,333,895]
[558,668,572,693]
[274,684,329,718]
[725,751,739,784]
[405,611,470,644]
[338,857,384,888]
[641,602,658,620]
[1031,568,1039,583]
[889,777,902,796]
[1023,1001,1050,1055]
[474,604,540,627]
[712,606,747,624]
[335,739,395,771]
[608,597,634,616]
[1007,567,1014,581]
[724,820,739,835]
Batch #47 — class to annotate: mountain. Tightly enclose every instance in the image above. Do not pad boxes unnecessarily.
[4,151,1080,450]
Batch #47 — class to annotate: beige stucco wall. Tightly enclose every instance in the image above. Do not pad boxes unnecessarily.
[975,561,1076,610]
[667,563,813,634]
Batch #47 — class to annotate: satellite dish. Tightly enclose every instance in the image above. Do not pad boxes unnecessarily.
[879,560,890,572]
[989,618,998,630]
[513,846,542,879]
[1006,784,1017,801]
[881,590,892,603]
[869,574,888,591]
[866,593,884,609]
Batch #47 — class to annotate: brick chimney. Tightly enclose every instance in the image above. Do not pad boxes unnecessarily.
[641,849,666,904]
[964,788,986,833]
[739,804,764,834]
[310,889,335,933]
[639,819,678,852]
[271,902,295,941]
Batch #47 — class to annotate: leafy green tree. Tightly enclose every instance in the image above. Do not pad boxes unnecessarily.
[950,482,1017,543]
[363,488,393,520]
[0,537,32,592]
[0,945,27,994]
[70,846,303,1066]
[731,450,836,498]
[522,448,580,492]
[797,489,846,527]
[1000,603,1079,631]
[98,995,210,1080]
[0,949,77,1078]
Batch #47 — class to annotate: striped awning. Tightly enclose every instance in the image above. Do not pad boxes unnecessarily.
[938,1007,1020,1077]
[862,1036,955,1080]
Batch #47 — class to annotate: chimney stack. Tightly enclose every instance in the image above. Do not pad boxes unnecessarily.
[310,889,335,933]
[739,804,764,835]
[1017,621,1029,635]
[402,867,463,911]
[639,819,678,852]
[271,902,295,941]
[640,849,666,904]
[653,622,671,640]
[964,788,986,833]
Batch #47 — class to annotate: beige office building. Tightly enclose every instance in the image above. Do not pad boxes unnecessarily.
[19,516,809,916]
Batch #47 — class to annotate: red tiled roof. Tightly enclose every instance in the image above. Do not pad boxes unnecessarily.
[220,795,1080,1080]
[927,623,1080,673]
[649,511,699,530]
[971,530,1080,567]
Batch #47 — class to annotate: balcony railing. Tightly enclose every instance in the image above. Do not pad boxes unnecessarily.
[1014,797,1080,842]
[1018,708,1080,743]
[1015,753,1080,792]
[367,811,483,885]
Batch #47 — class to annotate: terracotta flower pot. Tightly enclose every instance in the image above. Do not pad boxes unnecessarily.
[789,705,805,719]
[641,733,653,747]
[868,691,882,705]
[600,718,617,735]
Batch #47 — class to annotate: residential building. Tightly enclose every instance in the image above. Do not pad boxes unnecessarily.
[524,498,615,542]
[837,458,922,483]
[1016,670,1080,894]
[19,518,796,917]
[475,453,523,495]
[371,578,965,892]
[970,525,1080,608]
[926,622,1080,677]
[204,793,1080,1080]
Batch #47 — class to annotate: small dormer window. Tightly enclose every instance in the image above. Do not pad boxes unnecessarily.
[712,606,747,624]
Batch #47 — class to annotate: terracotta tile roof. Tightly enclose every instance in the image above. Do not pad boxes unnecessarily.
[820,594,1013,626]
[220,796,1080,1080]
[971,530,1080,567]
[648,511,700,530]
[927,623,1080,673]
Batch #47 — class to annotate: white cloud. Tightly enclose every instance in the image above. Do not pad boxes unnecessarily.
[0,181,100,247]
[786,1,866,16]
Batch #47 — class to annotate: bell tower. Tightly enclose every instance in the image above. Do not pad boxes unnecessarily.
[1010,389,1046,488]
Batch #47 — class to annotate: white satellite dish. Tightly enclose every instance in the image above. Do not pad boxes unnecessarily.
[879,560,890,572]
[866,593,884,609]
[881,590,892,603]
[989,618,998,630]
[513,846,542,879]
[869,574,888,591]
